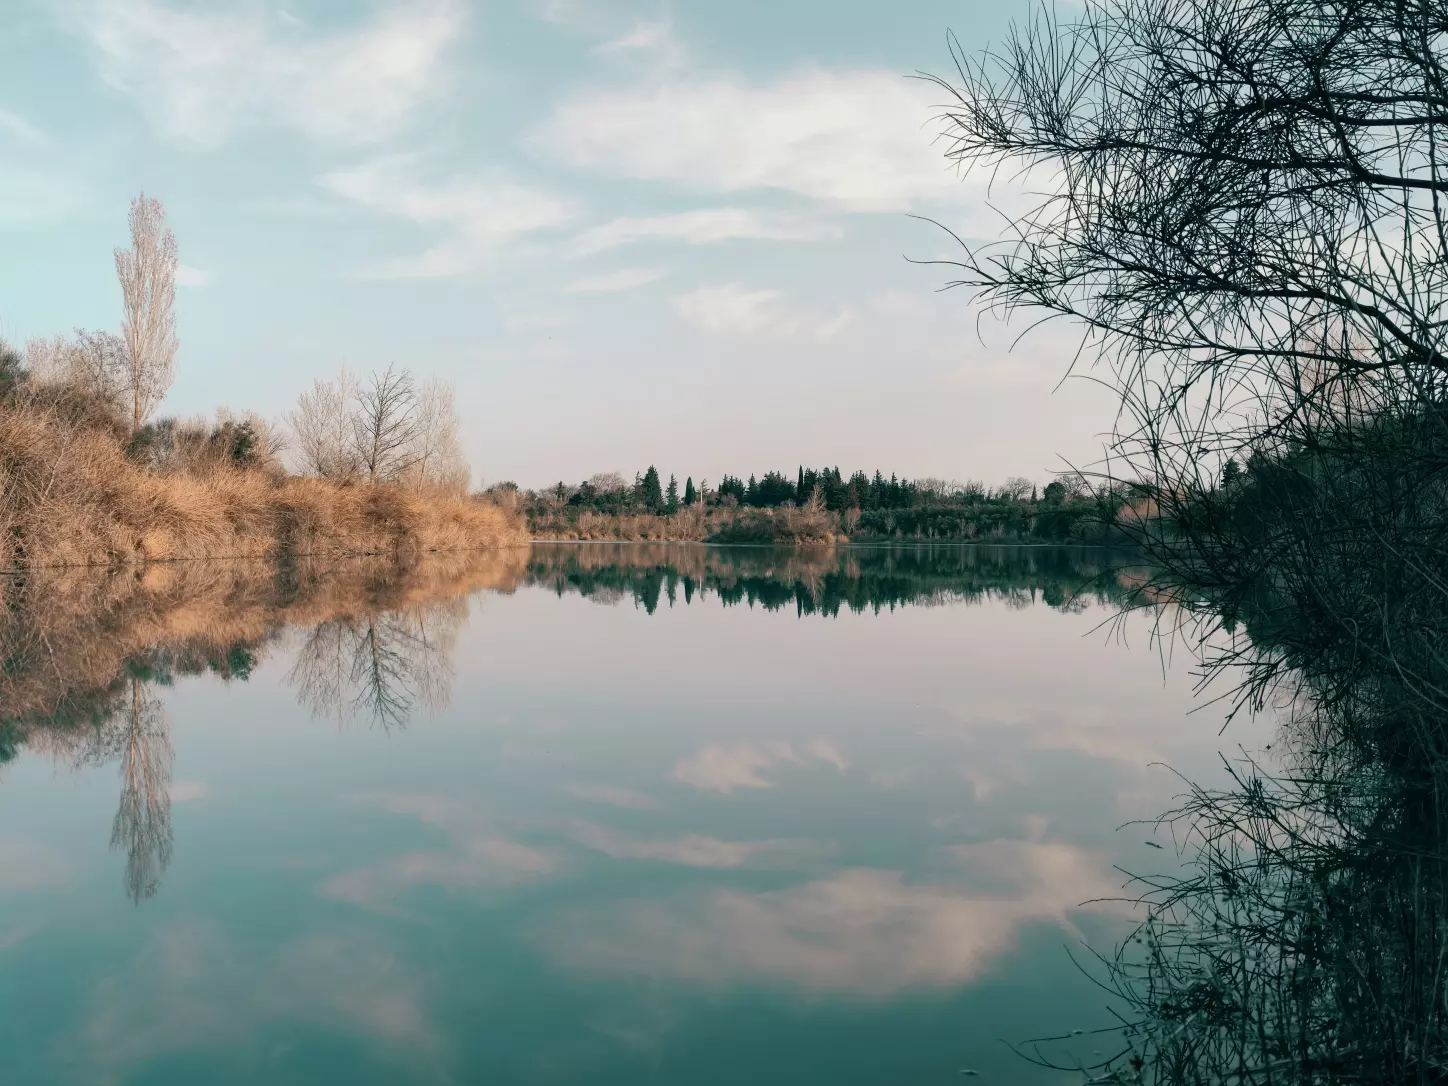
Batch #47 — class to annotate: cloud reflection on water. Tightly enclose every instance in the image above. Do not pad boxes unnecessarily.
[536,840,1123,1000]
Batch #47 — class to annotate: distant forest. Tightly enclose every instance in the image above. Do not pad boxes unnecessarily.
[497,464,1119,544]
[502,465,1087,514]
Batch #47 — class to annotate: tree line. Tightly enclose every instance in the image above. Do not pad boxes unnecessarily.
[509,464,1097,516]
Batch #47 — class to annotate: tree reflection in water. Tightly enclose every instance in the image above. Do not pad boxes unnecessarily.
[288,599,465,731]
[68,677,175,904]
[109,678,174,903]
[0,546,1137,908]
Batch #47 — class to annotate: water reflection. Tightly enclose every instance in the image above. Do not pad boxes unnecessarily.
[0,553,526,902]
[525,542,1138,615]
[0,544,1142,910]
[0,543,1239,1086]
[289,601,465,731]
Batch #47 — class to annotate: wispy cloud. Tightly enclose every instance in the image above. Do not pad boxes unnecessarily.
[674,284,853,341]
[174,265,211,288]
[322,155,578,278]
[319,794,558,914]
[535,67,961,212]
[78,0,464,146]
[569,207,838,256]
[569,822,825,868]
[564,266,665,293]
[539,842,1123,998]
[81,920,446,1078]
[670,739,849,793]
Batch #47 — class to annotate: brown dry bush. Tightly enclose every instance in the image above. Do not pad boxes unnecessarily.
[0,384,527,570]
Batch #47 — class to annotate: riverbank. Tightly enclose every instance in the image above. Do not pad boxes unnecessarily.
[528,504,839,544]
[528,499,1121,544]
[0,391,527,569]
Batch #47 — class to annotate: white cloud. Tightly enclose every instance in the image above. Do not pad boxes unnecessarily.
[174,265,211,288]
[596,19,675,54]
[534,68,962,211]
[671,739,848,793]
[569,822,824,868]
[322,156,578,278]
[564,266,665,293]
[169,779,207,800]
[319,794,557,914]
[674,284,854,341]
[539,841,1123,998]
[569,207,839,256]
[81,920,446,1077]
[80,0,464,146]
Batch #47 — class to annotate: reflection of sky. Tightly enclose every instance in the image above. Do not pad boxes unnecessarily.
[0,577,1264,1085]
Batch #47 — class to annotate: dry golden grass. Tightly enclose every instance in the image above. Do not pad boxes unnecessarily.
[0,400,528,568]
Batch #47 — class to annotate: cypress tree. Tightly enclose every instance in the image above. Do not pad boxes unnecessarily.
[684,476,697,505]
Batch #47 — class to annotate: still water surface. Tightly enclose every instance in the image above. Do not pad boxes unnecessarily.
[0,544,1250,1084]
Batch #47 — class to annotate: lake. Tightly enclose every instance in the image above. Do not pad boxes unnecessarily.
[0,544,1257,1085]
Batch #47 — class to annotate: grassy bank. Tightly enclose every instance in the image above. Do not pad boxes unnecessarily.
[0,379,527,569]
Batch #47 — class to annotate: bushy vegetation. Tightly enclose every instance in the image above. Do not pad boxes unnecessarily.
[0,354,524,569]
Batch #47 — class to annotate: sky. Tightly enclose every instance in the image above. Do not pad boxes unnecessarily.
[0,0,1117,489]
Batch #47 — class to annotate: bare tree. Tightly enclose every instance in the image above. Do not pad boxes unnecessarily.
[26,330,129,410]
[352,363,422,483]
[408,376,470,491]
[288,364,471,486]
[114,193,179,431]
[933,2,1448,1082]
[288,366,361,480]
[999,476,1033,501]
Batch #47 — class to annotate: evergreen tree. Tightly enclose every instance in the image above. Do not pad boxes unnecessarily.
[640,465,663,511]
[683,476,697,506]
[797,465,805,501]
[665,473,680,512]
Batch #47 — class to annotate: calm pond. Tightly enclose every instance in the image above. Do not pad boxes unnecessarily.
[0,544,1256,1085]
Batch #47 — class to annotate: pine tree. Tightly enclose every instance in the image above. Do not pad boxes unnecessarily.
[683,476,697,506]
[665,473,680,512]
[640,465,663,511]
